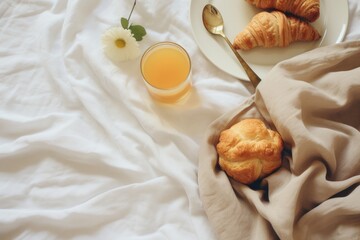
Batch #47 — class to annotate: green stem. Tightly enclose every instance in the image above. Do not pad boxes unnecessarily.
[127,0,136,23]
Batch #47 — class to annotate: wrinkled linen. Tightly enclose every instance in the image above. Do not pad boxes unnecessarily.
[198,41,360,240]
[1,0,360,239]
[0,0,232,239]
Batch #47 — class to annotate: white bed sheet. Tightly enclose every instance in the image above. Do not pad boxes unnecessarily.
[0,0,359,239]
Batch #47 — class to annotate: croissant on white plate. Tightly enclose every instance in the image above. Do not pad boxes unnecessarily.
[233,11,321,51]
[246,0,320,22]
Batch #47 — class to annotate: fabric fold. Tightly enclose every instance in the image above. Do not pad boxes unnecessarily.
[198,41,360,240]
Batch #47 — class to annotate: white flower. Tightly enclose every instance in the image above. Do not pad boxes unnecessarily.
[101,27,140,62]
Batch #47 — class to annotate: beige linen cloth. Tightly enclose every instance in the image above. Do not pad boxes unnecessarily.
[198,41,360,240]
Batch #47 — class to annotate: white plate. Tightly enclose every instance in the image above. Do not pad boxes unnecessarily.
[190,0,349,81]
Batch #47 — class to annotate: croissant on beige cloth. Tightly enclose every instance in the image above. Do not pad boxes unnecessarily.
[245,0,320,22]
[233,11,321,50]
[198,41,360,240]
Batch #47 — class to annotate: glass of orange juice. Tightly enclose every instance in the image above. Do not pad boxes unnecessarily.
[140,42,192,103]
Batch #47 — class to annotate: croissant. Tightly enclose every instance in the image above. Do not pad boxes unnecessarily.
[246,0,320,22]
[233,11,321,50]
[216,119,283,184]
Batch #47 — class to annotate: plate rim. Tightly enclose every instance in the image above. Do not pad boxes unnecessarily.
[190,0,349,81]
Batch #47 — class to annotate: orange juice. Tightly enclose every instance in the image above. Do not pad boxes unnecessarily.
[141,42,191,103]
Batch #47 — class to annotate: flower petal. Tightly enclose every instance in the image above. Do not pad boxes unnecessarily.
[101,27,140,62]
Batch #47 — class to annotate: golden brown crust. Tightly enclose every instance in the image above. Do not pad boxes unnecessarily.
[246,0,320,22]
[233,11,321,50]
[216,119,283,184]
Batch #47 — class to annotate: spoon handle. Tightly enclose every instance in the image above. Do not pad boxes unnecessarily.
[222,35,261,88]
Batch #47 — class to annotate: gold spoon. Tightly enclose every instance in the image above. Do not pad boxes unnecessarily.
[202,4,261,88]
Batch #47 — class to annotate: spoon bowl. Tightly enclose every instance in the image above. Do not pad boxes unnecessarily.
[202,4,261,87]
[202,4,225,36]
